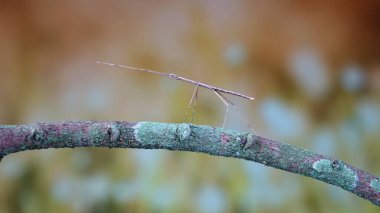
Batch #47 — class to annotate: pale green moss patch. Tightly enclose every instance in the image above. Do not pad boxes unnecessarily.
[370,179,380,192]
[312,159,334,172]
[133,122,193,147]
[133,122,177,146]
[312,159,358,191]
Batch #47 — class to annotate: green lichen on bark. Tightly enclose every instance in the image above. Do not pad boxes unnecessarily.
[133,122,179,148]
[311,159,358,190]
[371,179,380,193]
[132,122,247,158]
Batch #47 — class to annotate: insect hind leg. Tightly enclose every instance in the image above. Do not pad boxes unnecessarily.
[184,85,199,123]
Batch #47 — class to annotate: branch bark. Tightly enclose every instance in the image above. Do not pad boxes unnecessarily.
[0,121,379,206]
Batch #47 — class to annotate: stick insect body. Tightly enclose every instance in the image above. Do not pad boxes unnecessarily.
[97,61,254,130]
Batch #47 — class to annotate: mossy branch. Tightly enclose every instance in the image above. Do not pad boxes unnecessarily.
[0,121,379,206]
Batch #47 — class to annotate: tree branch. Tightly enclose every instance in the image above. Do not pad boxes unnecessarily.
[0,121,379,206]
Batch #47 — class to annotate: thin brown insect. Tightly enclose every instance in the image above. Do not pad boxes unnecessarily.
[97,61,255,129]
[96,61,255,100]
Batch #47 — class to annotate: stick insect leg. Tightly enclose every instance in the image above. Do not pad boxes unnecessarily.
[184,84,199,123]
[216,91,256,133]
[213,90,229,129]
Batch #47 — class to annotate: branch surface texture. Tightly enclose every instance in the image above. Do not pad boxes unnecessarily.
[0,121,379,206]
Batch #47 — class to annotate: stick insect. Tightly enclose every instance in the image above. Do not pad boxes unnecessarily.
[97,61,255,130]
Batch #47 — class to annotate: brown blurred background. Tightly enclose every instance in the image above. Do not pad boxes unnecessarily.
[1,0,380,212]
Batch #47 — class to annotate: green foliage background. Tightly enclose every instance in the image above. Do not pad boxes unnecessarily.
[0,0,379,212]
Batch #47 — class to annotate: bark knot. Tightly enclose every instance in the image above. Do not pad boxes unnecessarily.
[176,123,191,141]
[107,123,120,143]
[27,125,47,145]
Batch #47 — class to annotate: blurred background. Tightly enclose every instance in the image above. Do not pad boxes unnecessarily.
[1,0,380,212]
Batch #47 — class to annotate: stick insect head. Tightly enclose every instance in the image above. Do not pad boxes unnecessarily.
[168,73,178,79]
